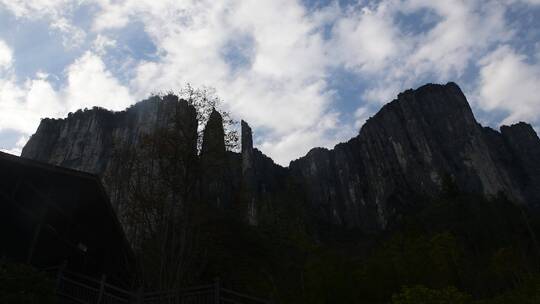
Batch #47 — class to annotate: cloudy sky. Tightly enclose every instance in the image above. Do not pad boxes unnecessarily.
[0,0,539,165]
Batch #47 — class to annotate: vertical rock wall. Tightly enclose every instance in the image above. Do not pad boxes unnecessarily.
[21,83,540,234]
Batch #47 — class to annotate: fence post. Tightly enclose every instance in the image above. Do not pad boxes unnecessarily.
[96,274,107,304]
[214,277,220,304]
[55,261,67,292]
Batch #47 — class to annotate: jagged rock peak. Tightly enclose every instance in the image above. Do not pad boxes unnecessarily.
[241,120,253,153]
[501,121,538,139]
[241,120,254,175]
[364,82,474,133]
[162,93,179,103]
[201,109,225,157]
[199,109,233,210]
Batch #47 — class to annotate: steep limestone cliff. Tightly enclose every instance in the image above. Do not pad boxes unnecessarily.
[240,120,288,225]
[22,95,199,217]
[200,109,233,209]
[22,95,198,176]
[290,82,539,231]
[21,82,540,234]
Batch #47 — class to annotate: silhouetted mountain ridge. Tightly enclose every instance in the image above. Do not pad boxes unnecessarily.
[21,82,540,234]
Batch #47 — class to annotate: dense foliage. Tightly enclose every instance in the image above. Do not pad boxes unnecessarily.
[191,189,540,303]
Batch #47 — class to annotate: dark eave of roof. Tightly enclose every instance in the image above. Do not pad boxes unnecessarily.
[0,151,99,182]
[0,151,136,267]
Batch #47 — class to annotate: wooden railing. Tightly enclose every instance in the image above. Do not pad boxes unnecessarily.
[43,265,272,304]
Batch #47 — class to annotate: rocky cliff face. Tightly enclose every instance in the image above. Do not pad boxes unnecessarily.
[290,83,540,231]
[22,95,199,227]
[239,120,288,225]
[21,83,540,234]
[22,95,197,176]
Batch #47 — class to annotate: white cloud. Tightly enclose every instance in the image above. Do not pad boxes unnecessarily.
[0,0,71,18]
[0,76,61,134]
[50,17,86,48]
[93,34,117,55]
[329,3,405,73]
[0,51,131,136]
[0,40,12,71]
[63,51,133,112]
[477,45,540,125]
[259,111,349,165]
[404,0,511,79]
[362,82,402,104]
[0,41,58,136]
[0,0,85,49]
[91,0,192,32]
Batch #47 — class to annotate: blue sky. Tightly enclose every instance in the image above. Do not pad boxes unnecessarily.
[0,0,540,165]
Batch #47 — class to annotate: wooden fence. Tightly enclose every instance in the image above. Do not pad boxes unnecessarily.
[43,265,272,304]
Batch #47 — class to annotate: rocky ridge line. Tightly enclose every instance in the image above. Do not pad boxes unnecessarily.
[21,83,540,233]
